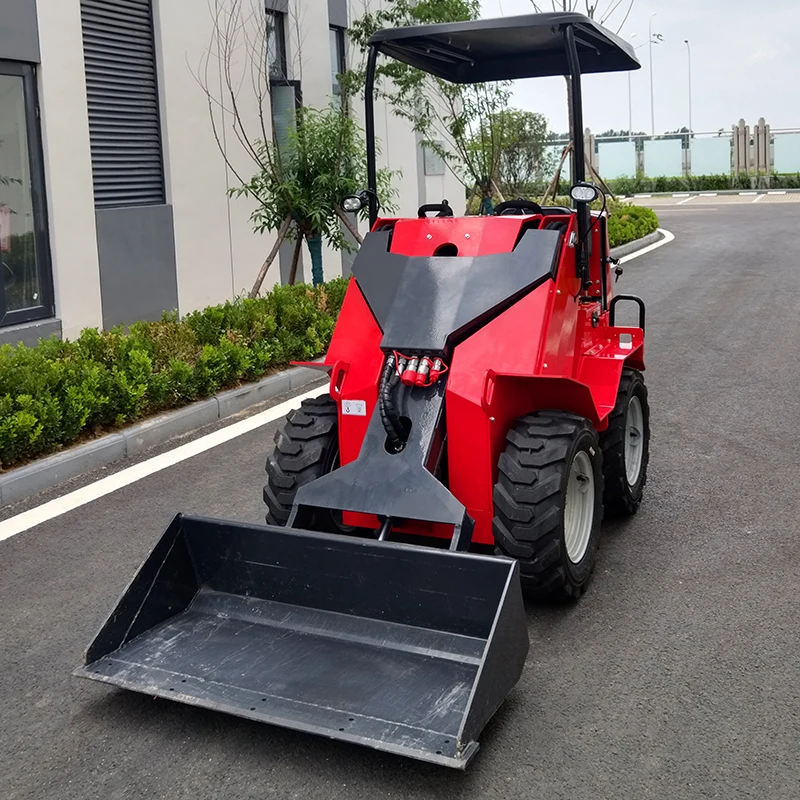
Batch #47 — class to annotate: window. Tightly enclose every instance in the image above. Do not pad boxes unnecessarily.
[329,26,346,95]
[271,81,302,157]
[267,10,296,156]
[266,10,287,79]
[80,0,165,207]
[0,61,53,326]
[423,143,446,176]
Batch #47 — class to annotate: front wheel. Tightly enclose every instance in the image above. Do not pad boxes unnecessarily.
[492,411,604,601]
[264,394,352,532]
[600,369,650,516]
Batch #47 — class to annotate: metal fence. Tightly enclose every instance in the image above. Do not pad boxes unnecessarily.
[546,120,800,181]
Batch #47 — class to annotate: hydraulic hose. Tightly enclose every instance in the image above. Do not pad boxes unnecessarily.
[379,355,404,451]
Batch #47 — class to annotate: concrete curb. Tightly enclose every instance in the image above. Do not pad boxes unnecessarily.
[609,230,663,260]
[0,365,325,507]
[619,188,800,199]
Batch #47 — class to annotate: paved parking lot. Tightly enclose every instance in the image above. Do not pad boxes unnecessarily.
[627,190,800,207]
[1,203,799,799]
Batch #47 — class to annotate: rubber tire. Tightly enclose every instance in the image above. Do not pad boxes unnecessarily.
[600,368,650,517]
[264,394,341,529]
[493,411,604,601]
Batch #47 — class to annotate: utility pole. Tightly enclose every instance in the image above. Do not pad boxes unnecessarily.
[685,39,693,133]
[649,13,657,135]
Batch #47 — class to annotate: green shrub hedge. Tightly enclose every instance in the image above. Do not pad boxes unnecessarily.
[0,279,348,471]
[547,196,660,248]
[607,204,660,249]
[608,173,800,195]
[483,173,800,200]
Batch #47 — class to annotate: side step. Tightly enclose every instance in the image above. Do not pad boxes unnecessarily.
[74,515,529,768]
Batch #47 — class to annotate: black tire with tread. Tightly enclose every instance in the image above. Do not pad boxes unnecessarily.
[600,368,650,517]
[492,411,604,600]
[264,394,339,527]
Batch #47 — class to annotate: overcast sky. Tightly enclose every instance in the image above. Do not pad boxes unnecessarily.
[478,0,800,135]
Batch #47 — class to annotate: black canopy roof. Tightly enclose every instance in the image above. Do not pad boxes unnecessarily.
[369,12,640,83]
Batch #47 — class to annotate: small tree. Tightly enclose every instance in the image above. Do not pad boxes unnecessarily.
[230,106,395,287]
[345,0,515,210]
[197,0,395,294]
[493,110,555,197]
[529,0,639,178]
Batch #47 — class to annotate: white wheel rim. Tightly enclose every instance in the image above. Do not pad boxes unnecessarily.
[564,450,595,564]
[625,396,645,486]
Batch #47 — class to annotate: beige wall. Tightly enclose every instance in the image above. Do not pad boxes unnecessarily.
[287,0,342,281]
[153,0,269,315]
[35,0,103,339]
[32,0,466,336]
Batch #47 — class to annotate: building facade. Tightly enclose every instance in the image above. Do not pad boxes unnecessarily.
[0,0,461,344]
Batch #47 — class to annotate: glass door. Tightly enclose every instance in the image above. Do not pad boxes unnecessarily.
[0,61,53,327]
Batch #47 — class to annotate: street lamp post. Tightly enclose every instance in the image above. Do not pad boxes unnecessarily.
[628,36,646,141]
[649,13,657,135]
[628,34,636,140]
[685,39,693,134]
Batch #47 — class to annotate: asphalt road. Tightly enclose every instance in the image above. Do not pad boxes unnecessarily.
[2,204,799,799]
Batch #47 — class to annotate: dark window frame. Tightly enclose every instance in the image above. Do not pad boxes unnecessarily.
[0,60,54,327]
[266,10,288,80]
[330,25,346,94]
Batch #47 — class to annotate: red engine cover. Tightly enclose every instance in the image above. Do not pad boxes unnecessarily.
[319,213,644,544]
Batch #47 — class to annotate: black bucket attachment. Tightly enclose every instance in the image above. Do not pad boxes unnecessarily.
[75,515,528,768]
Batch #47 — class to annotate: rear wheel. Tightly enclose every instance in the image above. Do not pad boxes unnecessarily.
[600,369,650,516]
[264,395,351,531]
[493,411,604,600]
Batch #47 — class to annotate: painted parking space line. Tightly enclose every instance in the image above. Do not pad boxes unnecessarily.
[676,196,696,206]
[753,194,766,203]
[618,228,675,263]
[0,384,329,543]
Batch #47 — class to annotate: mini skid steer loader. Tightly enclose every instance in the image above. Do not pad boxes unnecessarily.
[76,12,650,769]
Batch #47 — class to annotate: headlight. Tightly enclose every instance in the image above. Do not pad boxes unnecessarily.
[570,183,600,203]
[342,194,365,212]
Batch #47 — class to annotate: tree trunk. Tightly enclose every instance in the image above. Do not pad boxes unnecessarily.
[490,179,506,203]
[335,206,363,245]
[464,183,479,215]
[249,215,292,298]
[305,232,324,287]
[541,143,571,206]
[287,234,304,285]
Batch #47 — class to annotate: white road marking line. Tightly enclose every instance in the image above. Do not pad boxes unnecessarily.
[619,228,675,264]
[700,193,718,197]
[739,192,757,196]
[676,196,696,205]
[0,384,329,542]
[634,194,653,198]
[673,193,690,197]
[752,194,766,203]
[768,191,787,195]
